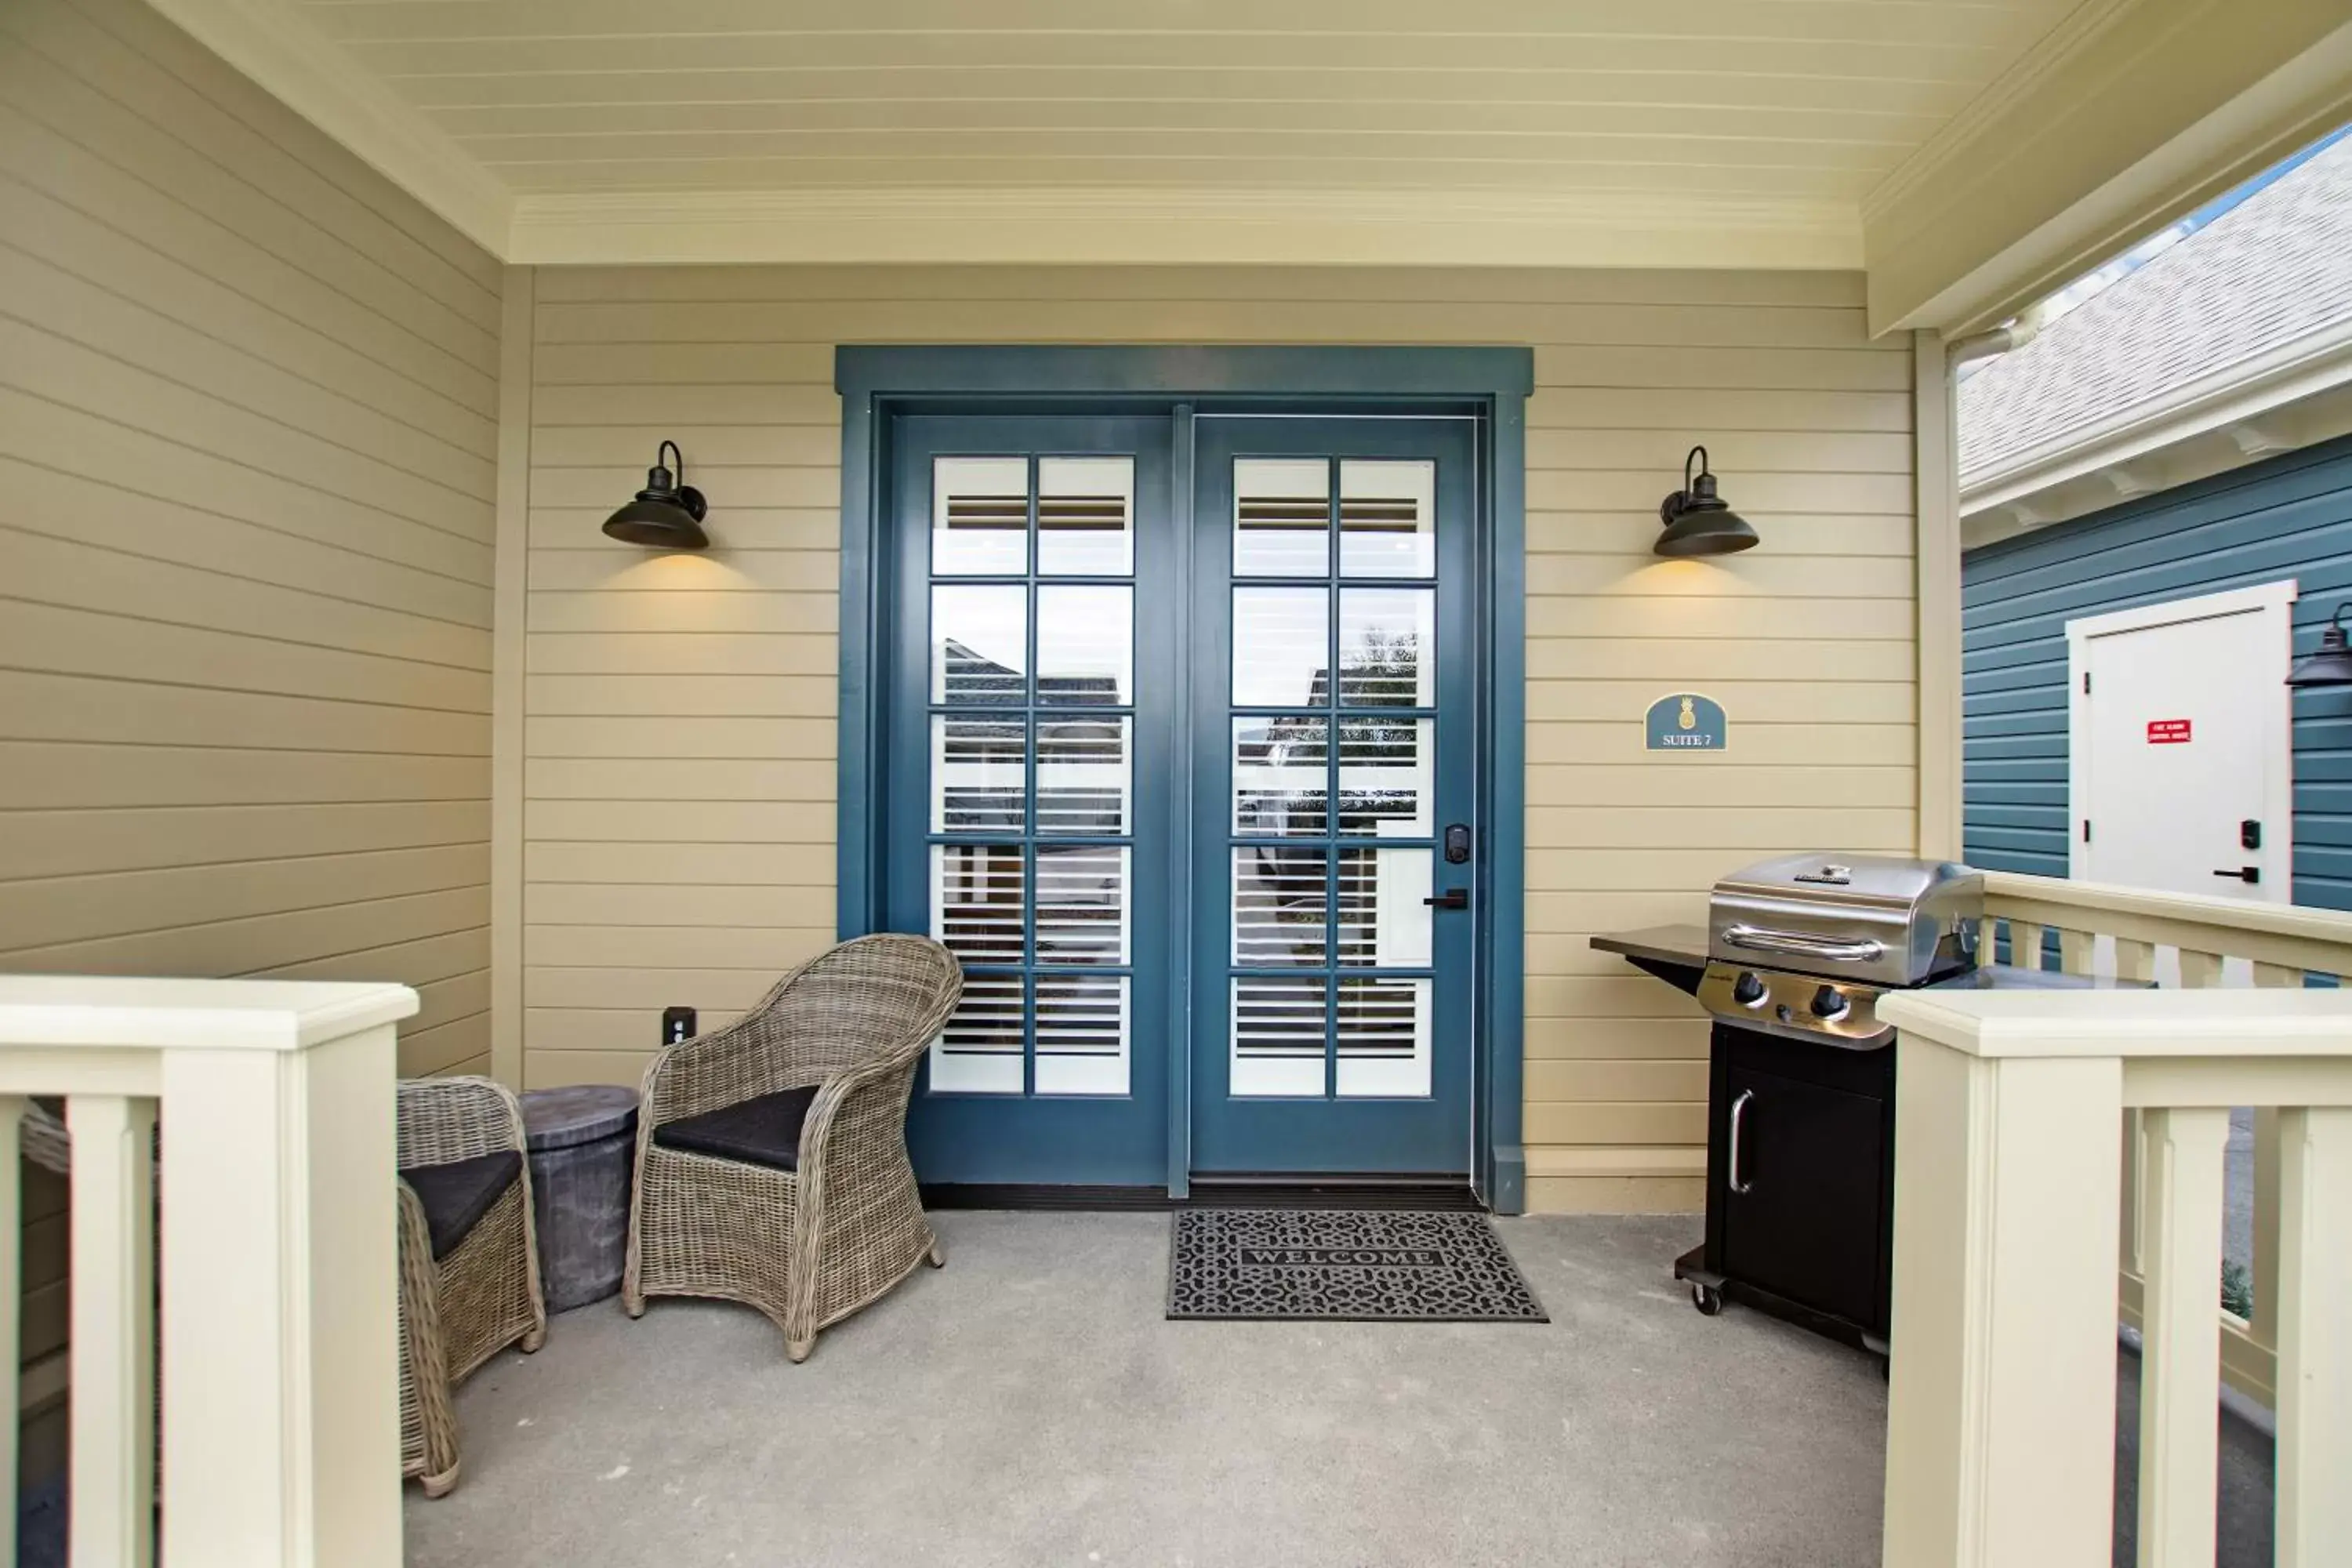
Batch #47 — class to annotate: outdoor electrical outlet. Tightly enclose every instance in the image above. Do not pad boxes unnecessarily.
[662,1005,697,1044]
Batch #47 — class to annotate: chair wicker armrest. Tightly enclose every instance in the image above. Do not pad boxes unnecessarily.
[787,953,960,1184]
[795,1042,927,1196]
[397,1076,527,1168]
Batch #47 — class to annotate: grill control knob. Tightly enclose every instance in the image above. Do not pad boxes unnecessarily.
[1731,971,1766,1007]
[1809,985,1849,1021]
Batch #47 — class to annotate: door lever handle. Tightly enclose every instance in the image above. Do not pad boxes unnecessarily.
[1423,888,1469,910]
[1727,1089,1755,1196]
[2212,866,2260,884]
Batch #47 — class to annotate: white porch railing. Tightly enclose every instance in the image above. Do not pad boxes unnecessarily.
[1979,870,2352,1406]
[1876,982,2350,1568]
[0,977,415,1568]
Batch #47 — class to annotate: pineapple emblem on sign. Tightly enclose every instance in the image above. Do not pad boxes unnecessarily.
[1645,692,1726,751]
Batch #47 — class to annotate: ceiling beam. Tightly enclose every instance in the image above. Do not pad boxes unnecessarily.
[503,186,1859,270]
[1864,0,2352,337]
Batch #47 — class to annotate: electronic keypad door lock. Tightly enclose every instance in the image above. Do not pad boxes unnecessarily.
[1444,823,1471,864]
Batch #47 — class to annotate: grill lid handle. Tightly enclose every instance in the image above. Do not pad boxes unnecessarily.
[1720,925,1888,964]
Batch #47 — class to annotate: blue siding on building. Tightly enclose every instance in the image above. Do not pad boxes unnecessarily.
[1962,433,2352,910]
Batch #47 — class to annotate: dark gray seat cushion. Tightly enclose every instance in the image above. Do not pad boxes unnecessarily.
[400,1150,522,1261]
[652,1085,821,1172]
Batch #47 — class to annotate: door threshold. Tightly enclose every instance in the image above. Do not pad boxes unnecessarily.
[921,1179,1484,1212]
[1188,1177,1484,1211]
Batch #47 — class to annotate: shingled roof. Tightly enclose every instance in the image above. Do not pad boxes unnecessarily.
[1958,132,2352,485]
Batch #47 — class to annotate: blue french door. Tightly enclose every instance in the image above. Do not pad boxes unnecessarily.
[887,416,1175,1184]
[883,412,1478,1186]
[1189,418,1478,1176]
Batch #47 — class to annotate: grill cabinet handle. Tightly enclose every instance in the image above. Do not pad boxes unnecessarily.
[1727,1089,1755,1196]
[1721,925,1887,964]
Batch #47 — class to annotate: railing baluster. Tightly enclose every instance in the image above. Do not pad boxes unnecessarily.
[2252,961,2301,989]
[2059,927,2094,975]
[67,1094,157,1568]
[2119,1109,2143,1276]
[2013,920,2046,971]
[2250,1107,2281,1347]
[2115,937,2156,984]
[2134,1106,2230,1567]
[2274,1107,2351,1568]
[0,1094,20,1568]
[2174,949,2223,989]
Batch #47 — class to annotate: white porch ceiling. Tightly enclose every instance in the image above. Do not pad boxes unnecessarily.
[140,0,2352,330]
[296,0,2070,200]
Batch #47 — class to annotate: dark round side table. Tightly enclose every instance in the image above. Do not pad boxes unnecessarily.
[518,1084,640,1312]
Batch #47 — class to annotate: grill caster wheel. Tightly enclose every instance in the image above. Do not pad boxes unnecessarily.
[1691,1283,1724,1316]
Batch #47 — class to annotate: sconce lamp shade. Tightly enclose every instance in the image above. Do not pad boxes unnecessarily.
[2287,602,2352,688]
[604,440,709,550]
[1654,445,1759,558]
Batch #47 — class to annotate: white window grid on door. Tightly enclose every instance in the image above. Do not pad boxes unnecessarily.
[1228,457,1439,1100]
[927,455,1138,1096]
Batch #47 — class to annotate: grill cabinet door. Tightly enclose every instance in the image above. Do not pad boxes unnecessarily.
[1719,1062,1885,1330]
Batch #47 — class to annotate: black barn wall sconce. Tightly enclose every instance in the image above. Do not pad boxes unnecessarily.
[1654,445,1759,558]
[604,439,710,550]
[2288,602,2352,688]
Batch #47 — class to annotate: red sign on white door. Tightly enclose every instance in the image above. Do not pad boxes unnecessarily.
[2147,718,2192,744]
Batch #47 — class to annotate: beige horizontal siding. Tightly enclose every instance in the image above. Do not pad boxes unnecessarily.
[0,0,499,1099]
[521,261,1915,1208]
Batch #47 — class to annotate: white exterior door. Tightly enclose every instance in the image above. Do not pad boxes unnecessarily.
[2068,583,2295,902]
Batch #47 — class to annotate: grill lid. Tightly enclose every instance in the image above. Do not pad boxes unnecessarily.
[1708,853,1982,988]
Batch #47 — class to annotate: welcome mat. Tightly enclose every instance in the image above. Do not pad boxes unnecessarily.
[1167,1208,1548,1323]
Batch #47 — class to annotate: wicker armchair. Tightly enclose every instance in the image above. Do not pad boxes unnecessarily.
[624,933,962,1362]
[397,1076,546,1497]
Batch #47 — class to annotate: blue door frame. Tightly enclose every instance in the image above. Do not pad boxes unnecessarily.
[836,347,1533,1211]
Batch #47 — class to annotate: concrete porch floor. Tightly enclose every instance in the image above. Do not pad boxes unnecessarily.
[403,1213,1892,1568]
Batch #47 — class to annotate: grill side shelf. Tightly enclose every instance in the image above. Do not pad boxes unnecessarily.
[1588,926,1709,996]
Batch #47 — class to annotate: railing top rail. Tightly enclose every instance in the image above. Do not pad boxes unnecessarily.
[1981,870,2352,946]
[0,977,418,1053]
[1879,987,2352,1058]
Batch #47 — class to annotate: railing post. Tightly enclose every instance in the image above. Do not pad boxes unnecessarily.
[157,1008,405,1568]
[2274,1106,2351,1568]
[1879,1014,2124,1568]
[68,1093,157,1568]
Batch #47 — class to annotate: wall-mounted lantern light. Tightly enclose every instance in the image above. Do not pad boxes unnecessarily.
[603,439,709,550]
[1654,445,1759,558]
[2287,601,2352,687]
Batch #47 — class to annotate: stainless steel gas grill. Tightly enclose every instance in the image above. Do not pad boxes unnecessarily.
[1591,855,2073,1359]
[1695,855,1983,1047]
